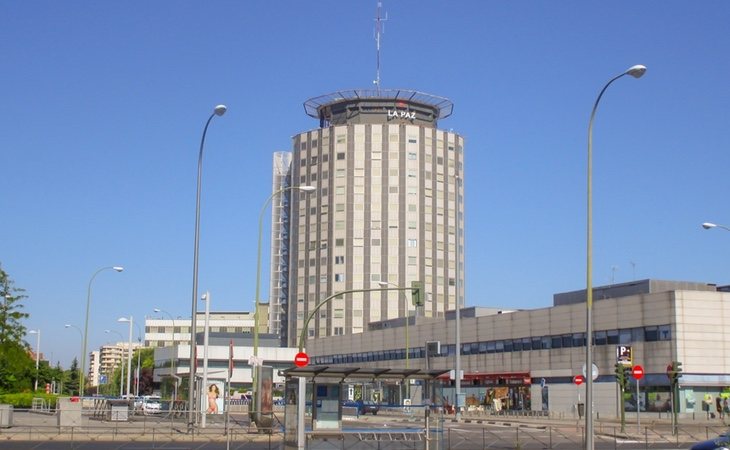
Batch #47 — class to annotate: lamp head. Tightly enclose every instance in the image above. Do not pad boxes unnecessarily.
[117,317,131,323]
[626,65,647,79]
[29,329,39,335]
[64,324,71,328]
[702,222,717,230]
[298,185,316,192]
[377,281,389,287]
[153,308,161,313]
[214,105,227,116]
[113,266,124,272]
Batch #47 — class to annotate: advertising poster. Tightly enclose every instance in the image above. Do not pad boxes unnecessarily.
[201,380,224,415]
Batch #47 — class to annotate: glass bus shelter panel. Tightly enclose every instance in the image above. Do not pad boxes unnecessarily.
[313,382,341,430]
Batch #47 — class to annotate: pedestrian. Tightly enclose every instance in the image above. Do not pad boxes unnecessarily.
[716,396,723,420]
[724,398,729,420]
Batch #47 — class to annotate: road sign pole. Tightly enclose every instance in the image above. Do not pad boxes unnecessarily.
[636,378,640,433]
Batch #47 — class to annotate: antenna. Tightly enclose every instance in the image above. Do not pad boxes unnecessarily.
[373,1,388,94]
[630,261,636,279]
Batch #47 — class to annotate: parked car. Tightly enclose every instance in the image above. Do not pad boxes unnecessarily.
[141,395,162,415]
[342,399,380,416]
[360,401,380,415]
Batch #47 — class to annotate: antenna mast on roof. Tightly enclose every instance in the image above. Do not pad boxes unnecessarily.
[373,1,387,94]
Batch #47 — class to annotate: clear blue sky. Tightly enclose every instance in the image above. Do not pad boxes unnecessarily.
[2,1,729,368]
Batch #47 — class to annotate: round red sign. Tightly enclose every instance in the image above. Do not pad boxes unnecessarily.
[573,375,585,386]
[294,352,310,368]
[631,365,644,380]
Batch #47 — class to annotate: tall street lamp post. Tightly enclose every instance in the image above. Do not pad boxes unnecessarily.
[64,324,83,395]
[81,266,124,396]
[251,185,314,425]
[253,185,316,359]
[154,308,178,401]
[132,319,143,397]
[105,329,126,396]
[188,104,227,430]
[28,329,41,391]
[118,316,134,398]
[585,64,646,450]
[454,174,462,421]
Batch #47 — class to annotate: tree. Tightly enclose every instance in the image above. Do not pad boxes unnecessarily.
[0,264,34,393]
[65,358,80,395]
[0,264,29,346]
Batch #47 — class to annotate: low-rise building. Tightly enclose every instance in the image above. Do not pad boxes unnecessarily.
[306,279,730,418]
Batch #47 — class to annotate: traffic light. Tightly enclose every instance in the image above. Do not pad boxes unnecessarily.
[615,363,629,391]
[410,281,424,306]
[623,367,632,390]
[670,360,683,385]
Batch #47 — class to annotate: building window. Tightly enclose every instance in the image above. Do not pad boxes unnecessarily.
[336,239,344,247]
[335,256,345,264]
[407,239,417,247]
[335,274,345,282]
[337,152,346,160]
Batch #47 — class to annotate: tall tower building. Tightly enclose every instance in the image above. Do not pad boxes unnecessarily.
[275,89,464,348]
[268,152,293,339]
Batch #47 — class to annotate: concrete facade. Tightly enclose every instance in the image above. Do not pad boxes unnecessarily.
[281,89,464,348]
[305,280,730,418]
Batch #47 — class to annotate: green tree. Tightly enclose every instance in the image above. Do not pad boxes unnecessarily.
[65,358,80,395]
[0,264,34,393]
[0,264,29,346]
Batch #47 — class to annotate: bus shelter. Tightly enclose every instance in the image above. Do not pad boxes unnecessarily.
[282,366,449,450]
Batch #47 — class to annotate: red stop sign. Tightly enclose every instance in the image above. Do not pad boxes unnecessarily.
[294,352,309,368]
[573,375,585,386]
[631,365,644,380]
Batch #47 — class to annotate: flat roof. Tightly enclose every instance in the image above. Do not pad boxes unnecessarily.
[282,366,450,381]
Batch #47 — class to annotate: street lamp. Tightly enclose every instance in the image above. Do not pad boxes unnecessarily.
[118,316,134,398]
[81,265,124,396]
[253,185,316,359]
[106,329,126,396]
[131,319,143,397]
[585,64,646,450]
[702,222,730,232]
[28,329,40,391]
[154,308,178,401]
[251,184,315,427]
[64,324,83,395]
[188,104,227,429]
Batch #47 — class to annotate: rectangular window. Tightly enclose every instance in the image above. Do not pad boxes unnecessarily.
[337,152,346,160]
[335,256,345,264]
[334,273,345,282]
[407,239,417,247]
